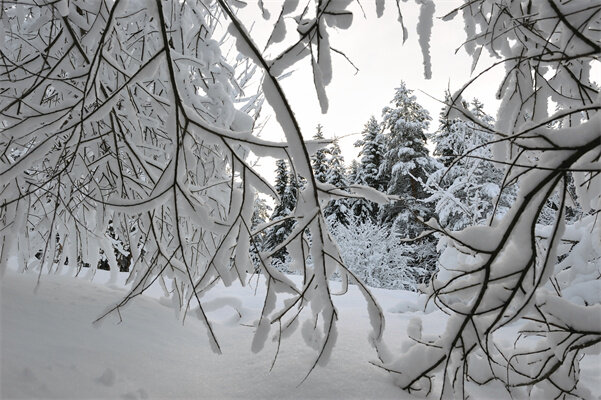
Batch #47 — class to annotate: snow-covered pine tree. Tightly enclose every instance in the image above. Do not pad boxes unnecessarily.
[323,140,350,227]
[377,82,440,275]
[347,160,360,185]
[352,116,386,223]
[249,195,272,271]
[355,117,387,191]
[378,82,440,235]
[251,197,272,231]
[431,91,458,167]
[273,159,289,198]
[311,124,329,184]
[427,98,514,231]
[263,160,296,263]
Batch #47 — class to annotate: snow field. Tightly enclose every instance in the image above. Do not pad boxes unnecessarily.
[2,266,599,399]
[1,268,419,399]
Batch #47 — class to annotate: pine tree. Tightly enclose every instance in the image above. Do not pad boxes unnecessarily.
[324,140,350,226]
[311,124,329,184]
[378,82,440,237]
[354,116,386,191]
[432,91,462,167]
[251,197,272,231]
[376,82,440,277]
[249,195,272,270]
[326,140,347,188]
[428,98,514,231]
[250,195,272,249]
[287,171,305,214]
[347,160,360,185]
[264,160,297,263]
[352,116,386,222]
[274,159,289,198]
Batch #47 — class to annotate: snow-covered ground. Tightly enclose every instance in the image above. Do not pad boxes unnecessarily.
[1,266,421,399]
[2,266,599,399]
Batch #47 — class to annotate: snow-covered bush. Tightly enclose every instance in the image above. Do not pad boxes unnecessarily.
[331,216,425,291]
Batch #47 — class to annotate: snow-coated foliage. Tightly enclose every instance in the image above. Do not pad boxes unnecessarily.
[0,0,270,353]
[0,0,392,375]
[427,98,515,231]
[323,140,350,227]
[376,83,440,278]
[3,0,598,396]
[311,125,329,184]
[263,160,298,263]
[378,82,440,237]
[331,216,426,291]
[376,2,601,398]
[352,116,387,223]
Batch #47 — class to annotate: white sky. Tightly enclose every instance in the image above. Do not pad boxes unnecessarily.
[235,0,505,173]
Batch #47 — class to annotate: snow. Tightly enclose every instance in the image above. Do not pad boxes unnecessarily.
[4,264,599,399]
[1,266,416,399]
[415,0,435,80]
[56,0,69,17]
[312,57,329,114]
[324,11,353,30]
[376,0,385,18]
[2,2,600,397]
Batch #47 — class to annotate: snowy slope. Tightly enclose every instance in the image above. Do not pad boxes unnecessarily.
[1,268,423,399]
[2,268,599,399]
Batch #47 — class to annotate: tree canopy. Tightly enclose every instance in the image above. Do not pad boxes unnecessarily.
[1,0,599,398]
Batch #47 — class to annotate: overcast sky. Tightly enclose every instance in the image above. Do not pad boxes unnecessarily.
[235,0,505,170]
